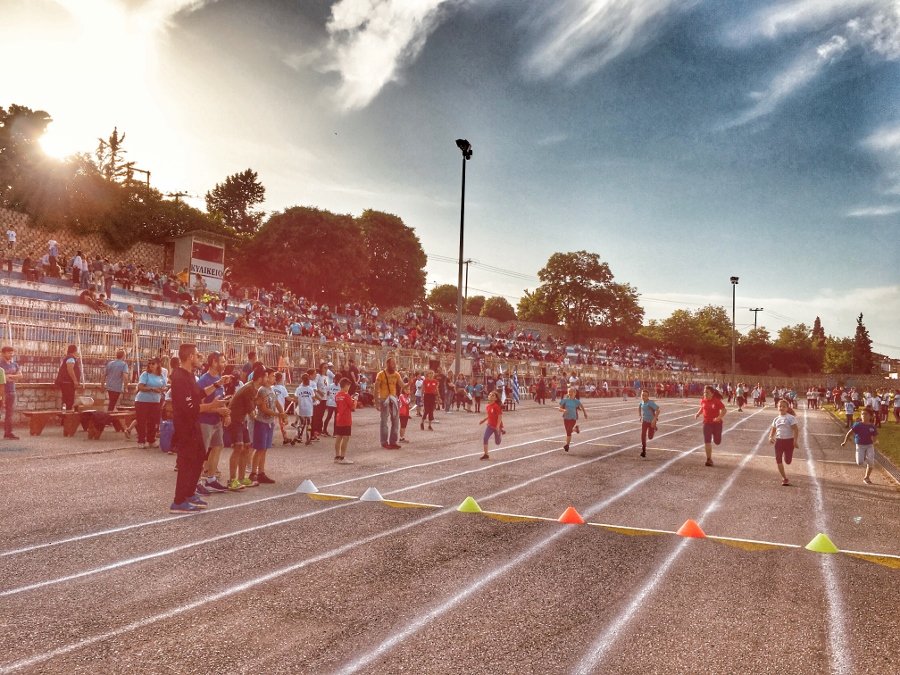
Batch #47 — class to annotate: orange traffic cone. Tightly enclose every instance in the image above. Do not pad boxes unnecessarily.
[676,519,706,538]
[558,506,585,525]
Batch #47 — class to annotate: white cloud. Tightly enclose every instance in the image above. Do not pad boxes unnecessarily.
[519,0,693,83]
[846,204,900,217]
[861,122,900,194]
[323,0,457,111]
[726,1,899,128]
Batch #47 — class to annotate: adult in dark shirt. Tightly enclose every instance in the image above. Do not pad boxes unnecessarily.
[348,359,360,396]
[169,343,228,513]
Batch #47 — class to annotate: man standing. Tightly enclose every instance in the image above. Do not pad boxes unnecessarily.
[241,350,257,383]
[5,226,15,253]
[104,350,129,411]
[0,346,22,439]
[375,357,402,449]
[169,343,228,513]
[198,352,232,493]
[121,304,136,347]
[56,344,81,411]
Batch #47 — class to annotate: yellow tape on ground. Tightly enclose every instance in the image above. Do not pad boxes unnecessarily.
[707,537,789,552]
[381,499,442,509]
[307,493,356,501]
[842,552,900,570]
[590,524,672,537]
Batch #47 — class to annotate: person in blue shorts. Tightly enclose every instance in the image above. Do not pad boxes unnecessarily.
[638,389,660,458]
[841,408,878,485]
[558,386,586,452]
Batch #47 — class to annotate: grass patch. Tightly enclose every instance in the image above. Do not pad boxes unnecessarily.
[823,405,900,469]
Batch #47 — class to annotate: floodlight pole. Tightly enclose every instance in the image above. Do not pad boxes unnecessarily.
[730,276,739,397]
[454,140,472,379]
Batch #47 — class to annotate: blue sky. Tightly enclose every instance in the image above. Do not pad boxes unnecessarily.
[3,0,899,359]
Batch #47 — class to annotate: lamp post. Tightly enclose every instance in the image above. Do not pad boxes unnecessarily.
[454,139,473,379]
[730,276,739,397]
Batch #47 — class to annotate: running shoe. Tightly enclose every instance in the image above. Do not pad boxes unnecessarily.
[187,495,209,509]
[148,441,159,448]
[169,501,199,513]
[240,477,259,488]
[257,473,275,484]
[227,479,244,491]
[138,442,147,449]
[338,458,354,464]
[782,478,790,486]
[563,444,569,452]
[195,482,212,496]
[387,444,402,449]
[640,449,646,458]
[205,478,228,493]
[863,477,873,484]
[4,434,20,440]
[705,459,714,467]
[574,425,580,434]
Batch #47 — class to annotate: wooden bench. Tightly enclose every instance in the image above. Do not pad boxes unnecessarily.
[23,410,68,436]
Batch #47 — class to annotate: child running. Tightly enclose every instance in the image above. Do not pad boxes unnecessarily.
[841,408,878,484]
[478,390,504,460]
[559,386,587,452]
[333,377,358,464]
[638,389,660,458]
[768,399,799,486]
[695,385,726,466]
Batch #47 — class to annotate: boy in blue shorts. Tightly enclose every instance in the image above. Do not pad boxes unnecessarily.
[250,369,285,485]
[841,408,878,484]
[559,386,586,452]
[638,389,660,458]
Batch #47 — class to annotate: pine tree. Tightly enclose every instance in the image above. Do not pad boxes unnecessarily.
[851,313,873,374]
[811,316,826,350]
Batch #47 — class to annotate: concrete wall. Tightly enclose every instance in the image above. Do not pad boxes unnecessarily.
[0,207,165,270]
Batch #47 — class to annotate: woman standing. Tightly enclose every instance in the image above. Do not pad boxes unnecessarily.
[135,358,166,448]
[695,385,726,466]
[420,369,438,431]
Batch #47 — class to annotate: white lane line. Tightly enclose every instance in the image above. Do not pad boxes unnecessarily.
[802,410,852,675]
[0,405,650,559]
[571,429,769,674]
[336,410,768,674]
[0,411,759,672]
[0,412,700,597]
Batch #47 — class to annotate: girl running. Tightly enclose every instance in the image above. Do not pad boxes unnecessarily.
[478,390,504,460]
[559,386,587,452]
[398,383,411,443]
[768,399,799,486]
[695,385,726,466]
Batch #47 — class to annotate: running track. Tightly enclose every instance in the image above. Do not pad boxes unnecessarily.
[1,398,898,674]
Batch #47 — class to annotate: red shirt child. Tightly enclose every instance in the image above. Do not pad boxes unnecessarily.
[335,389,357,429]
[698,396,726,423]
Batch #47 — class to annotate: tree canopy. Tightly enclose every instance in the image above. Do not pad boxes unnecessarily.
[205,168,266,238]
[427,284,459,312]
[517,287,558,324]
[852,313,874,374]
[533,250,643,341]
[481,296,516,322]
[359,209,426,307]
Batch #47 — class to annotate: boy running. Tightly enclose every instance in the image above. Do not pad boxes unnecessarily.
[768,399,799,486]
[843,399,855,428]
[841,408,878,485]
[559,386,587,452]
[638,389,659,458]
[333,378,358,464]
[478,390,504,460]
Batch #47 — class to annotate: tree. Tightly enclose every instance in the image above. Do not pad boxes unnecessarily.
[465,295,486,316]
[481,296,516,322]
[237,206,367,302]
[823,337,853,374]
[517,287,558,324]
[0,104,53,207]
[358,209,426,307]
[851,313,874,374]
[811,316,826,350]
[205,168,266,237]
[536,250,643,341]
[95,127,134,183]
[737,327,772,374]
[774,324,811,351]
[654,305,731,367]
[426,284,459,312]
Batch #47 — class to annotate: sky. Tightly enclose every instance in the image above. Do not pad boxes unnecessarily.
[2,0,899,359]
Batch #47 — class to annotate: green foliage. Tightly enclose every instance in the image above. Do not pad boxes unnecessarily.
[0,104,53,208]
[427,283,459,312]
[811,316,826,350]
[465,295,486,316]
[238,206,367,302]
[653,305,731,367]
[536,250,643,341]
[205,168,266,237]
[823,337,853,374]
[481,296,516,322]
[358,209,426,307]
[852,313,874,374]
[517,287,558,324]
[95,127,134,182]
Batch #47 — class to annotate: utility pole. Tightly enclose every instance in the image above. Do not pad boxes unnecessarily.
[749,307,764,330]
[463,259,473,302]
